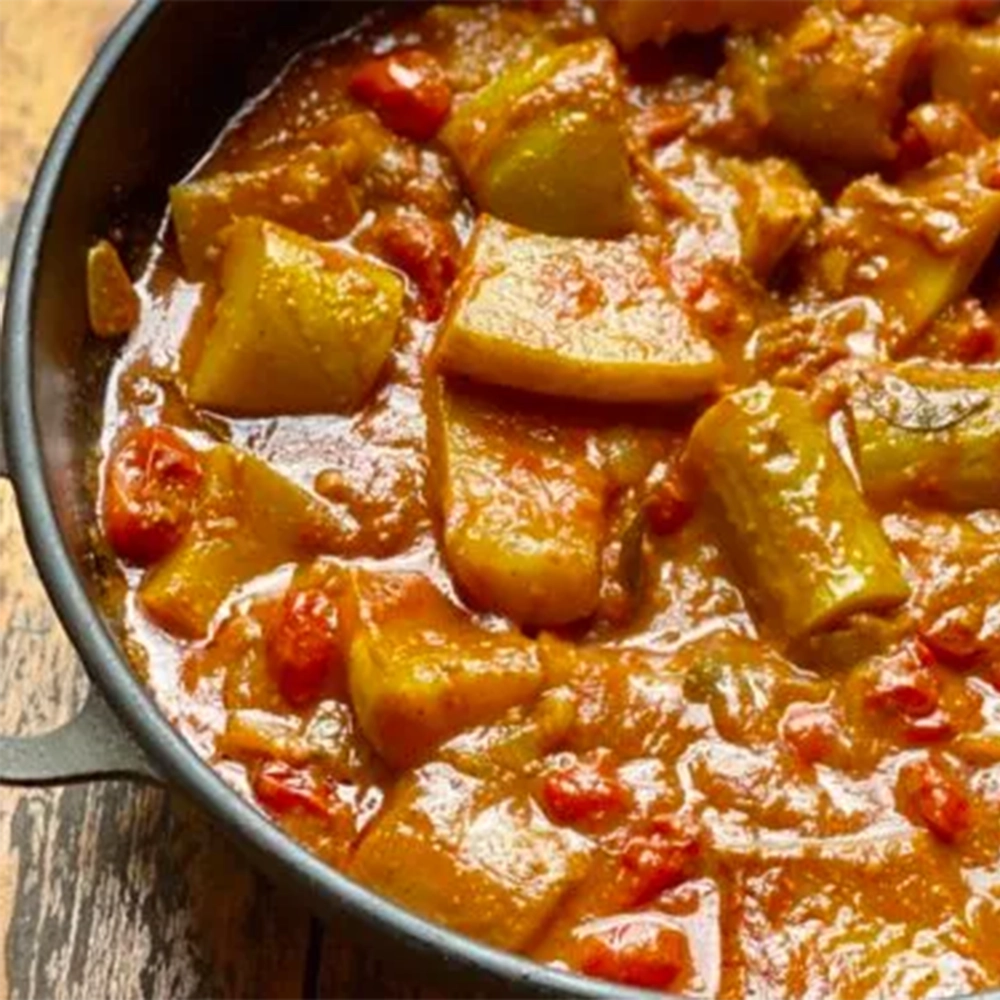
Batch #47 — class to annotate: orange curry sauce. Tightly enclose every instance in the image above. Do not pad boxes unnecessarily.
[93,2,1000,996]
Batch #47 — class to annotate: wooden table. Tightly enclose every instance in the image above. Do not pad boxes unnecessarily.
[0,4,437,995]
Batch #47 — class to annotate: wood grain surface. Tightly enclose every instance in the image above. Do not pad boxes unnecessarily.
[0,3,441,996]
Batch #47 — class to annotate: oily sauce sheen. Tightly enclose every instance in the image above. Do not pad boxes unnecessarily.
[92,2,1000,996]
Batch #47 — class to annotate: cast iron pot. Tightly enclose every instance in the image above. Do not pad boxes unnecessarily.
[0,1,652,995]
[2,4,998,999]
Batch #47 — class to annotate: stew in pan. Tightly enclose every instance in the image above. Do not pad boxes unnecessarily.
[88,1,1000,995]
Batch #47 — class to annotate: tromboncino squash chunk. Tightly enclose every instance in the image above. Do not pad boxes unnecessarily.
[429,379,606,626]
[686,385,910,639]
[346,572,545,769]
[351,763,593,949]
[436,216,723,404]
[170,147,359,279]
[140,446,340,638]
[931,23,1000,137]
[725,7,924,166]
[601,0,806,51]
[440,39,633,238]
[187,218,404,417]
[804,145,1000,337]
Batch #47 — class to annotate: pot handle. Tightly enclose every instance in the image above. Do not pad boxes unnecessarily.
[0,685,161,786]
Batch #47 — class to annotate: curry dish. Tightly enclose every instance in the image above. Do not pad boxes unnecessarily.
[88,1,1000,995]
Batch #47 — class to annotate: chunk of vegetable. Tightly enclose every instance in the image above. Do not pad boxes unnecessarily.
[187,218,404,417]
[346,572,544,768]
[440,40,633,237]
[648,140,820,279]
[351,763,593,949]
[429,379,606,626]
[86,240,139,337]
[436,216,723,403]
[169,147,359,279]
[601,0,805,51]
[848,364,1000,510]
[725,7,923,165]
[140,446,339,638]
[804,145,1000,336]
[931,24,1000,137]
[577,915,690,991]
[686,385,910,638]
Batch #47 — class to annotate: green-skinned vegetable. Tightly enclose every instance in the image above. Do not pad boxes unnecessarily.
[804,144,1000,336]
[440,40,633,237]
[848,364,1000,510]
[187,218,403,417]
[686,385,910,639]
[725,7,923,166]
[601,0,806,52]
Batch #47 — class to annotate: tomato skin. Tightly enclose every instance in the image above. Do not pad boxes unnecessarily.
[541,757,630,825]
[253,761,331,818]
[898,756,972,843]
[781,702,840,765]
[621,813,701,904]
[367,210,460,320]
[866,646,941,719]
[103,425,203,565]
[348,49,451,141]
[267,587,346,706]
[579,917,689,990]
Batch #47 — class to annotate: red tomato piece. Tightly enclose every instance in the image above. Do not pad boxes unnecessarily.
[902,710,956,745]
[866,646,941,719]
[267,587,346,706]
[348,49,451,141]
[103,425,203,565]
[368,211,460,320]
[579,916,689,991]
[253,761,332,819]
[919,614,986,669]
[644,471,694,536]
[621,813,702,903]
[898,756,972,843]
[542,756,630,825]
[781,701,840,765]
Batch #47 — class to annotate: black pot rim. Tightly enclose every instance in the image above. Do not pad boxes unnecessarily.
[0,2,647,996]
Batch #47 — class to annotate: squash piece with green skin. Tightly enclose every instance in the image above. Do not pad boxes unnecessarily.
[140,446,341,639]
[686,385,910,639]
[847,364,1000,511]
[725,7,924,166]
[804,144,1000,338]
[170,147,359,280]
[931,23,1000,138]
[346,571,544,770]
[429,379,606,627]
[601,0,806,52]
[436,216,724,404]
[440,39,634,237]
[187,217,404,417]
